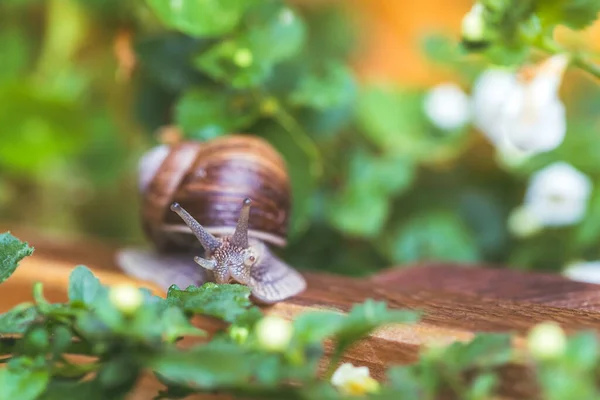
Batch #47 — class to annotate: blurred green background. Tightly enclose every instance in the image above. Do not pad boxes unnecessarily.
[2,0,600,278]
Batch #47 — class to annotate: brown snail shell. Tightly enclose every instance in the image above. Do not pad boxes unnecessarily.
[118,134,305,304]
[140,134,291,253]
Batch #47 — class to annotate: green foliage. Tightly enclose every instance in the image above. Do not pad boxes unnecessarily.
[146,0,253,37]
[0,232,33,283]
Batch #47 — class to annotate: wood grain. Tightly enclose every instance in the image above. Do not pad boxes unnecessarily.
[3,238,600,399]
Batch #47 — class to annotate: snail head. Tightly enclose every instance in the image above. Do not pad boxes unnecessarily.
[170,198,258,285]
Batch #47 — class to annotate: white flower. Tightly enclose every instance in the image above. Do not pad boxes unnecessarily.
[331,363,380,395]
[523,162,592,227]
[109,284,143,314]
[254,315,293,352]
[563,260,600,284]
[461,3,486,42]
[423,83,471,130]
[471,54,570,155]
[527,322,566,360]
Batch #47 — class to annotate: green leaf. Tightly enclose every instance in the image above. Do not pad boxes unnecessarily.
[564,331,598,371]
[150,343,253,389]
[244,3,306,63]
[292,311,345,344]
[538,0,600,29]
[348,149,415,197]
[0,366,50,400]
[356,86,427,156]
[386,211,480,263]
[327,188,390,238]
[194,4,305,88]
[289,62,355,111]
[166,283,260,325]
[0,304,37,334]
[0,25,32,83]
[145,0,252,37]
[194,40,272,89]
[68,265,107,306]
[442,333,513,369]
[161,306,207,342]
[0,231,34,284]
[174,89,259,140]
[333,299,420,355]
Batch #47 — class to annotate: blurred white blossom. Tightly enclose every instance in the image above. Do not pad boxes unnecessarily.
[471,54,570,155]
[527,321,566,360]
[563,260,600,284]
[461,3,485,42]
[523,162,592,227]
[331,363,380,395]
[109,284,143,314]
[423,83,471,130]
[254,315,293,352]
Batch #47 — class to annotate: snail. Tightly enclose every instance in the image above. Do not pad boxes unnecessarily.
[116,134,306,304]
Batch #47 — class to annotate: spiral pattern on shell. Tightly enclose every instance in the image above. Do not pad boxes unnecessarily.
[139,134,291,252]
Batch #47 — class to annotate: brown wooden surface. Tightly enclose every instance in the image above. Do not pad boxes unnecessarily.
[3,230,600,399]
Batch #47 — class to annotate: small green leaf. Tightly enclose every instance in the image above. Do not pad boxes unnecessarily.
[443,333,513,369]
[467,373,498,400]
[194,40,271,89]
[145,0,252,37]
[538,0,600,30]
[564,331,598,371]
[194,4,305,89]
[0,366,50,400]
[292,311,345,344]
[166,283,260,325]
[0,304,36,334]
[50,325,73,356]
[150,343,253,389]
[386,211,480,263]
[161,307,207,342]
[333,299,420,355]
[327,188,390,238]
[356,86,427,156]
[289,62,355,111]
[244,3,306,63]
[0,232,34,284]
[68,265,107,306]
[174,89,259,140]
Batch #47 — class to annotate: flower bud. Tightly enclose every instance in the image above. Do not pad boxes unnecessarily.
[254,315,293,352]
[461,3,486,45]
[108,284,143,315]
[527,321,566,360]
[229,325,249,344]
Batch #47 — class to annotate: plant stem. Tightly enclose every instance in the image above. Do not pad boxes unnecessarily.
[534,38,600,80]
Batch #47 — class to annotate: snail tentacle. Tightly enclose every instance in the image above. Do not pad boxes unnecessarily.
[194,256,216,271]
[230,198,251,249]
[170,202,221,253]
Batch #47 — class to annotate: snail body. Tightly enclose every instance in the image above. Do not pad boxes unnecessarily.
[117,134,306,304]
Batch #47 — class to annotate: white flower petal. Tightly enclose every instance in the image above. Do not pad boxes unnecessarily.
[504,98,566,152]
[524,162,592,226]
[471,69,519,144]
[564,261,600,284]
[423,83,471,130]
